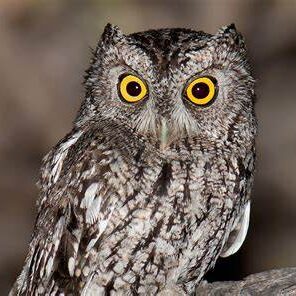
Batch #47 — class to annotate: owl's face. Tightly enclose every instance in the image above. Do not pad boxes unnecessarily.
[79,24,256,149]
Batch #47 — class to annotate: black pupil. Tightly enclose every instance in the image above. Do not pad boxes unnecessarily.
[192,82,210,99]
[126,81,141,97]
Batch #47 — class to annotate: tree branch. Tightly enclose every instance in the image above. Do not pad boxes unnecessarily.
[196,268,296,295]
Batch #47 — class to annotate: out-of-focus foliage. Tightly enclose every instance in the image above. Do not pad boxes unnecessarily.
[0,0,295,293]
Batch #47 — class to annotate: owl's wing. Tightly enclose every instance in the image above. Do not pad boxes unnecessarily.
[11,129,119,295]
[220,200,250,258]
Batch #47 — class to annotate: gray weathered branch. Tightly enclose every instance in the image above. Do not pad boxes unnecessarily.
[195,268,296,295]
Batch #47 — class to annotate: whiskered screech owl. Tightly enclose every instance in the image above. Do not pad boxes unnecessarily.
[10,23,257,295]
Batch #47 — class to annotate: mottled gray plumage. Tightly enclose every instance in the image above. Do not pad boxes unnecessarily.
[11,23,257,295]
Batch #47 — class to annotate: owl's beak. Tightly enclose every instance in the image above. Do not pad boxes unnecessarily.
[159,118,169,150]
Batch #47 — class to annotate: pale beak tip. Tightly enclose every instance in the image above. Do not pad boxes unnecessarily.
[160,118,169,150]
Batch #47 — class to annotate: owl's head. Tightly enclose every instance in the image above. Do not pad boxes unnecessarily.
[77,24,256,150]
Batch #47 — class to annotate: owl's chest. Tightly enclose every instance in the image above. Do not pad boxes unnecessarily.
[94,151,241,291]
[109,153,209,220]
[105,154,213,255]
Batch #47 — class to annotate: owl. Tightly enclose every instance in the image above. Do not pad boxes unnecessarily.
[10,23,257,295]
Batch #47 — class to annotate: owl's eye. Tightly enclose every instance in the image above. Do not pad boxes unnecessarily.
[118,74,148,103]
[185,76,218,106]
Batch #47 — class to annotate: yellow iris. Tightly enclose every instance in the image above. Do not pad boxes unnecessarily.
[119,74,148,103]
[185,76,217,106]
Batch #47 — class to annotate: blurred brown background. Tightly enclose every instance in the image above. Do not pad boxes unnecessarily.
[1,0,296,293]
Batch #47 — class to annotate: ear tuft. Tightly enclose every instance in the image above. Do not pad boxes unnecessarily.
[220,23,237,34]
[215,23,246,49]
[101,23,124,45]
